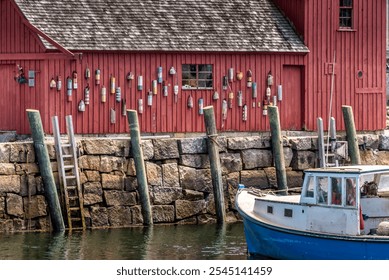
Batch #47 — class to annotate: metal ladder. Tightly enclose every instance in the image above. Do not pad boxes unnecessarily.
[317,117,348,168]
[52,115,86,231]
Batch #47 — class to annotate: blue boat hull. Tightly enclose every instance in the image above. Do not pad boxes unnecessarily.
[240,210,389,260]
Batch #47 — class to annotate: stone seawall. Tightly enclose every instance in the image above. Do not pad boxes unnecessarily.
[1,132,389,232]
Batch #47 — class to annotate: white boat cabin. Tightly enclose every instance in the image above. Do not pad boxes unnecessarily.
[253,165,389,236]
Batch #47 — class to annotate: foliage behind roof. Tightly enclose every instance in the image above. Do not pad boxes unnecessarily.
[14,0,309,53]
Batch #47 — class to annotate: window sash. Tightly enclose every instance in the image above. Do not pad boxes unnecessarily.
[182,64,213,89]
[339,0,353,28]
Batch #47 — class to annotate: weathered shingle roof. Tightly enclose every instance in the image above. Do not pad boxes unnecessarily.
[14,0,308,53]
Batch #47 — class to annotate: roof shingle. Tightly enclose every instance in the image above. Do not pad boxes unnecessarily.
[14,0,309,53]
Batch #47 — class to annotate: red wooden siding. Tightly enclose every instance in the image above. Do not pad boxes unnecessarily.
[34,52,305,135]
[275,0,387,131]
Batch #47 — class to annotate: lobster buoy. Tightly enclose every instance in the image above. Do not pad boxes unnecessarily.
[115,87,121,103]
[138,76,143,91]
[72,71,78,90]
[152,80,158,95]
[147,91,153,106]
[228,68,234,83]
[277,85,283,101]
[138,99,143,114]
[85,67,90,80]
[95,69,101,85]
[78,100,85,112]
[267,71,273,86]
[187,94,193,108]
[66,76,72,102]
[213,91,219,100]
[238,91,243,107]
[247,70,252,88]
[50,77,56,89]
[222,76,228,90]
[101,86,107,103]
[252,82,257,98]
[198,98,204,115]
[228,91,234,108]
[84,84,90,105]
[110,108,116,124]
[222,99,228,120]
[163,81,168,96]
[157,66,163,84]
[110,75,115,94]
[122,99,126,116]
[57,75,62,91]
[243,104,247,121]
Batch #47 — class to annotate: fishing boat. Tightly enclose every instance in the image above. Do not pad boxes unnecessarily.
[236,165,389,260]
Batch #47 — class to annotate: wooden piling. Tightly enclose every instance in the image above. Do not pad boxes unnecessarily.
[26,109,65,232]
[268,106,288,195]
[203,106,226,224]
[317,117,326,168]
[127,110,153,225]
[342,105,361,165]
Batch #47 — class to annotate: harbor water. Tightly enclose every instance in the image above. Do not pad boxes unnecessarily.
[0,223,248,260]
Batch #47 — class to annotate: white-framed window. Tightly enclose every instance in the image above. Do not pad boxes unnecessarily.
[182,64,213,90]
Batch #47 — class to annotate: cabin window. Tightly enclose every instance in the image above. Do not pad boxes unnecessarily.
[317,176,328,204]
[339,0,353,28]
[303,175,315,198]
[330,177,342,205]
[182,64,213,89]
[267,206,273,214]
[346,178,356,207]
[284,209,293,218]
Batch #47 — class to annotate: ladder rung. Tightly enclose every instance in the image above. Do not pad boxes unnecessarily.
[66,185,77,190]
[64,165,75,169]
[69,207,80,211]
[63,154,73,158]
[64,175,76,180]
[71,218,81,222]
[61,143,71,148]
[68,196,79,200]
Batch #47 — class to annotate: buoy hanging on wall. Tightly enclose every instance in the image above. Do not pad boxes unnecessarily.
[228,68,234,82]
[110,75,115,94]
[138,99,143,114]
[213,91,219,100]
[50,77,56,89]
[222,99,228,120]
[66,76,72,102]
[163,81,168,96]
[277,85,283,101]
[147,91,153,106]
[228,91,234,108]
[238,91,243,107]
[267,71,273,86]
[247,70,252,88]
[198,98,204,115]
[78,100,85,112]
[95,69,101,85]
[85,67,90,80]
[157,67,163,84]
[138,76,143,91]
[222,76,228,90]
[101,86,107,103]
[57,75,62,91]
[152,80,158,95]
[242,104,247,121]
[122,99,126,116]
[84,84,90,105]
[187,94,193,108]
[110,108,116,124]
[252,82,257,98]
[115,87,121,102]
[72,71,78,90]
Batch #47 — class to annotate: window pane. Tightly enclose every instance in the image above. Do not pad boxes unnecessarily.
[331,177,342,205]
[198,64,212,72]
[346,178,356,207]
[318,177,328,204]
[303,176,315,198]
[340,0,352,7]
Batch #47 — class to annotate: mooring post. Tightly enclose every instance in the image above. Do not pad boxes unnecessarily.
[268,106,288,195]
[342,105,361,165]
[26,109,65,232]
[127,110,153,225]
[317,117,326,168]
[203,106,226,224]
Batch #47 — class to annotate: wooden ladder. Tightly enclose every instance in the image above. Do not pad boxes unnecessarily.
[52,115,86,231]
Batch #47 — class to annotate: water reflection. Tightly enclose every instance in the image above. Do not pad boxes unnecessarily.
[0,223,247,260]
